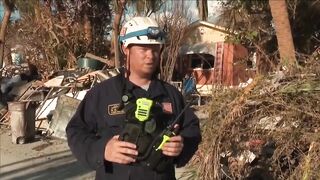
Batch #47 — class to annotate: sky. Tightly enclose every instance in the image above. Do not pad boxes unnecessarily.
[190,0,223,22]
[124,0,223,23]
[0,1,21,22]
[0,0,223,24]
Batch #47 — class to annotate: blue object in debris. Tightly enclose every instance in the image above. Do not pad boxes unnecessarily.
[183,77,196,95]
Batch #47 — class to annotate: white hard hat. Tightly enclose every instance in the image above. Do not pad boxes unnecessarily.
[119,17,165,47]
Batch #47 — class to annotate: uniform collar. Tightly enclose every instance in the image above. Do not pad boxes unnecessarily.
[148,79,167,99]
[115,71,167,99]
[124,77,166,99]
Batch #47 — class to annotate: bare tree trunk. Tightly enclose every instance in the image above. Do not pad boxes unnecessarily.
[113,15,122,69]
[84,13,92,45]
[113,0,126,69]
[34,0,41,24]
[198,0,208,21]
[269,0,297,69]
[0,0,14,69]
[56,0,70,37]
[160,2,189,82]
[83,6,92,45]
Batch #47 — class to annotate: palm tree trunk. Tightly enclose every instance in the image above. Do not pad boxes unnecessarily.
[0,0,14,69]
[269,0,297,69]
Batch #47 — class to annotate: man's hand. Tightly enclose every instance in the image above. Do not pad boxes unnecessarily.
[104,135,138,164]
[162,135,184,157]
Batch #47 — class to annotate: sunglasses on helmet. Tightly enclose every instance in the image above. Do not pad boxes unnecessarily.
[119,27,164,42]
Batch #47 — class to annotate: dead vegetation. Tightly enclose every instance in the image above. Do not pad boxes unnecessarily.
[4,1,112,75]
[157,1,191,82]
[191,52,320,180]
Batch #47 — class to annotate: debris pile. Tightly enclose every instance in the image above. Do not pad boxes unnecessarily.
[193,55,320,179]
[0,56,119,140]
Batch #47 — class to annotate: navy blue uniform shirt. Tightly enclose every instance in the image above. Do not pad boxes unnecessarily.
[66,74,201,180]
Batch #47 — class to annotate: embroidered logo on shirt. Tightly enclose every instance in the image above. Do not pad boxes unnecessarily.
[107,104,125,115]
[162,102,173,114]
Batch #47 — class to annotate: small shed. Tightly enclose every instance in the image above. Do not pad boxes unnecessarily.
[176,21,255,94]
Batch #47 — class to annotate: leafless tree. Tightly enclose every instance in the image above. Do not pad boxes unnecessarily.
[112,0,127,69]
[0,0,15,69]
[157,1,191,82]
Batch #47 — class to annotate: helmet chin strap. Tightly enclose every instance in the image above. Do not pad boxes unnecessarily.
[126,49,131,79]
[118,49,131,111]
[120,44,130,78]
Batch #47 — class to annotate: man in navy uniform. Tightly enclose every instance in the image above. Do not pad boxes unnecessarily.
[66,17,201,180]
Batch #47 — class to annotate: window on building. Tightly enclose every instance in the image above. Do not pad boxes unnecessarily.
[191,58,202,68]
[189,53,214,69]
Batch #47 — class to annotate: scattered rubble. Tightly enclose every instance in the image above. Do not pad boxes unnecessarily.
[0,56,120,142]
[192,56,320,179]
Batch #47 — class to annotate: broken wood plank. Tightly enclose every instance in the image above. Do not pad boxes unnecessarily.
[85,52,108,63]
[85,52,114,67]
[44,75,64,87]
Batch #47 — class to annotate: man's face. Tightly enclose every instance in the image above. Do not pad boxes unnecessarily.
[124,44,161,78]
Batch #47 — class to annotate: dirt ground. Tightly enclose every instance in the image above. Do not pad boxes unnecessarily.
[0,127,95,180]
[0,102,207,180]
[0,126,193,180]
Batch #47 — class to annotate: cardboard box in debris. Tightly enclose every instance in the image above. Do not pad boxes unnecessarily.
[0,56,119,140]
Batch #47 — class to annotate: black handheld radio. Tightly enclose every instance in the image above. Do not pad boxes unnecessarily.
[119,95,191,171]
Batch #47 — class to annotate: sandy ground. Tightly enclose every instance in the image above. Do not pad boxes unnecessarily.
[0,103,206,180]
[0,126,194,180]
[0,127,95,180]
